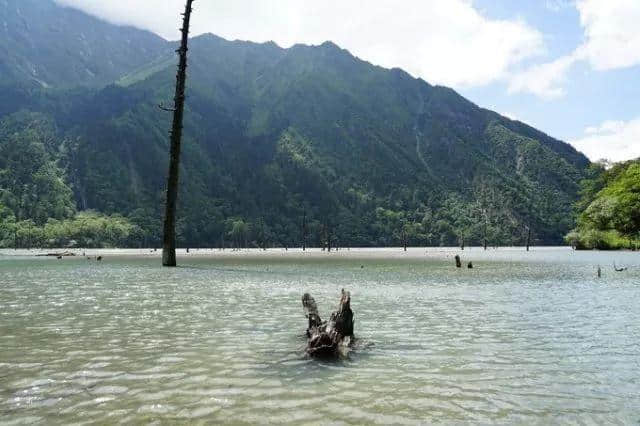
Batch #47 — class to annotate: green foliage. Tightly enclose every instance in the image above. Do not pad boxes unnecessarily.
[0,112,75,224]
[0,211,142,248]
[567,160,640,250]
[228,219,249,249]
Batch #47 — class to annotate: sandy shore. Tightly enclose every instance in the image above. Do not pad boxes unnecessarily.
[0,246,572,261]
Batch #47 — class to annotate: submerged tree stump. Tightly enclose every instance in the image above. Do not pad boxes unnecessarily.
[302,290,354,358]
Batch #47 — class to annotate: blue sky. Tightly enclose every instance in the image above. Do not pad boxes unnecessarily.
[464,0,640,162]
[56,0,640,162]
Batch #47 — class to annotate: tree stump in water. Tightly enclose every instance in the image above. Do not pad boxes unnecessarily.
[302,293,322,337]
[302,290,354,358]
[455,255,462,268]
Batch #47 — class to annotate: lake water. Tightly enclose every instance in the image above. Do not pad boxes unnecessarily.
[1,247,639,424]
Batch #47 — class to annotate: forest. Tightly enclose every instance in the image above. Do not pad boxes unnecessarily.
[566,160,640,250]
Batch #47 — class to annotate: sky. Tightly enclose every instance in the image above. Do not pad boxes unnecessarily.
[54,0,640,162]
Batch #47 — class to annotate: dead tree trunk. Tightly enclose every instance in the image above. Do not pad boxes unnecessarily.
[455,254,462,268]
[526,226,531,251]
[321,223,326,251]
[302,208,307,251]
[483,218,488,250]
[259,219,267,251]
[302,290,354,358]
[162,0,194,267]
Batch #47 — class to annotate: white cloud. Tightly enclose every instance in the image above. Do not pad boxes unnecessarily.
[508,53,578,99]
[54,0,544,88]
[576,0,640,71]
[509,0,640,99]
[570,117,640,162]
[584,120,626,135]
[501,111,519,121]
[545,0,572,13]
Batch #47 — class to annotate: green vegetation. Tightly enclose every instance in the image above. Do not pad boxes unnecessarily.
[566,160,640,250]
[0,0,592,248]
[0,209,142,249]
[0,112,141,248]
[0,0,168,89]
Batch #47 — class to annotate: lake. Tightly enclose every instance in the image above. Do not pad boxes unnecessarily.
[1,247,639,424]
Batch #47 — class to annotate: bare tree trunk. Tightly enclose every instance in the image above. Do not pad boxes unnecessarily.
[162,0,194,267]
[526,226,531,252]
[259,219,266,250]
[483,216,488,250]
[302,208,307,251]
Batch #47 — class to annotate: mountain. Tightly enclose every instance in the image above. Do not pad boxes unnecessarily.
[0,0,169,89]
[566,160,640,250]
[0,0,590,248]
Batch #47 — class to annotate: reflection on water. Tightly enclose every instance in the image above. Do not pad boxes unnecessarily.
[1,248,639,423]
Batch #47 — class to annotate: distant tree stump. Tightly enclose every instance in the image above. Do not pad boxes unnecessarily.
[302,290,354,358]
[455,255,462,268]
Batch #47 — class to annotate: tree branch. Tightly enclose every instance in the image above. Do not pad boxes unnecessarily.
[158,102,176,112]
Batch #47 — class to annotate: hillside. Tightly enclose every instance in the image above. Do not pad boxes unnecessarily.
[566,160,640,250]
[0,1,590,248]
[0,0,169,89]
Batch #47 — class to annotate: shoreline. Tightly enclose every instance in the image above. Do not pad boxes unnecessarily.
[0,246,572,255]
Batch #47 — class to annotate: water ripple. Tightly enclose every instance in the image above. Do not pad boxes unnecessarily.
[1,248,639,423]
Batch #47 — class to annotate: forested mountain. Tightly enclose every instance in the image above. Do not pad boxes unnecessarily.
[0,0,168,89]
[566,160,640,250]
[0,0,590,248]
